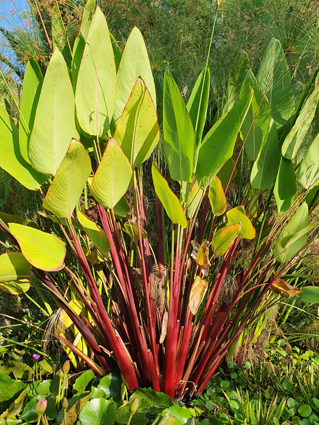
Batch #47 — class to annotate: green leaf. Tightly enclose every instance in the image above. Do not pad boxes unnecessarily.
[0,374,26,414]
[257,37,295,125]
[0,252,31,282]
[113,196,130,218]
[208,176,226,216]
[19,59,43,165]
[0,388,26,420]
[57,392,91,425]
[152,163,187,228]
[226,206,255,239]
[113,78,159,167]
[217,158,237,188]
[187,67,210,145]
[130,388,172,412]
[113,27,156,127]
[251,119,281,190]
[77,398,117,425]
[51,4,72,67]
[73,370,95,395]
[240,69,271,161]
[72,35,85,92]
[75,6,117,136]
[0,103,46,190]
[97,369,122,399]
[80,0,96,40]
[298,404,312,418]
[274,158,297,212]
[9,223,66,272]
[196,91,253,189]
[224,50,250,113]
[212,224,241,257]
[77,211,110,257]
[281,221,319,250]
[155,406,193,425]
[282,84,319,160]
[29,48,79,176]
[0,360,33,381]
[123,222,148,240]
[43,139,91,218]
[297,133,319,189]
[186,181,203,219]
[163,71,195,182]
[110,33,122,72]
[90,139,133,210]
[298,287,319,304]
[0,281,30,295]
[274,202,308,264]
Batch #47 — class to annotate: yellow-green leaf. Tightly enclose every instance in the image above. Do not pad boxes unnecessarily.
[186,180,203,219]
[226,206,256,240]
[123,221,148,240]
[208,176,227,216]
[77,211,110,257]
[9,223,66,272]
[0,280,30,295]
[212,224,241,257]
[0,252,31,282]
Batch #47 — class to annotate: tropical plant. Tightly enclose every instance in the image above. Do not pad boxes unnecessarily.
[1,0,319,402]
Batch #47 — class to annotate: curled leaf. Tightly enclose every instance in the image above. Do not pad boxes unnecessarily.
[271,279,302,297]
[189,276,209,315]
[190,240,211,276]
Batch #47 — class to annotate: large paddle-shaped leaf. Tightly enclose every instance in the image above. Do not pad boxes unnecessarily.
[212,224,241,257]
[152,163,187,228]
[281,84,319,160]
[0,252,31,282]
[75,6,117,136]
[163,72,195,182]
[113,78,159,167]
[196,91,253,189]
[297,133,319,189]
[19,59,43,165]
[257,38,295,125]
[43,140,91,218]
[9,224,66,271]
[113,27,156,127]
[29,48,79,176]
[226,206,255,240]
[77,211,110,257]
[0,103,46,190]
[208,176,226,216]
[90,139,132,209]
[274,158,296,212]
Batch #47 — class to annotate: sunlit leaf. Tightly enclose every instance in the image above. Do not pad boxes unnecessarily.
[77,211,110,257]
[186,180,203,219]
[226,206,255,240]
[212,224,241,257]
[190,241,211,276]
[123,221,148,240]
[208,176,227,216]
[0,252,31,282]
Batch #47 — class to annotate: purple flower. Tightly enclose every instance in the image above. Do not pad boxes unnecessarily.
[32,353,41,362]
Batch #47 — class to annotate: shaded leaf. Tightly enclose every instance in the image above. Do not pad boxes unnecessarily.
[77,211,110,257]
[123,221,148,240]
[271,279,302,296]
[298,287,319,304]
[189,276,208,315]
[297,133,319,189]
[274,158,296,212]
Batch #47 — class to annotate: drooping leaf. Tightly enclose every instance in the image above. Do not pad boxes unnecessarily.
[274,158,297,212]
[297,133,319,189]
[196,91,253,189]
[189,276,208,315]
[77,211,110,257]
[163,71,195,182]
[212,224,241,257]
[0,252,31,282]
[19,59,43,165]
[0,280,30,295]
[9,223,66,272]
[0,103,46,190]
[281,84,319,160]
[298,286,319,304]
[113,27,156,126]
[186,180,203,219]
[274,202,308,264]
[90,139,133,210]
[271,279,302,297]
[257,37,295,125]
[152,162,187,228]
[208,176,227,216]
[187,67,210,145]
[251,119,281,190]
[29,48,79,176]
[114,78,159,167]
[240,69,271,161]
[226,206,256,239]
[0,387,26,420]
[43,140,91,218]
[190,241,211,276]
[75,6,117,136]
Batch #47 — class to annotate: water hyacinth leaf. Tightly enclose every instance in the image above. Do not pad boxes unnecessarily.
[187,67,210,145]
[0,280,30,294]
[196,91,252,189]
[77,211,111,257]
[282,84,319,160]
[90,139,133,210]
[163,71,195,182]
[114,78,159,167]
[19,59,43,165]
[226,206,256,240]
[274,202,308,264]
[240,70,271,161]
[186,181,203,219]
[189,276,209,315]
[123,221,148,240]
[97,369,122,399]
[76,6,117,136]
[29,48,79,176]
[251,120,281,190]
[208,176,226,216]
[113,27,156,126]
[43,140,91,219]
[212,224,241,257]
[9,223,66,272]
[274,158,296,212]
[217,158,237,188]
[271,279,302,297]
[152,162,187,228]
[297,133,319,189]
[298,287,319,304]
[0,103,47,190]
[77,398,117,425]
[257,38,295,125]
[0,252,31,282]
